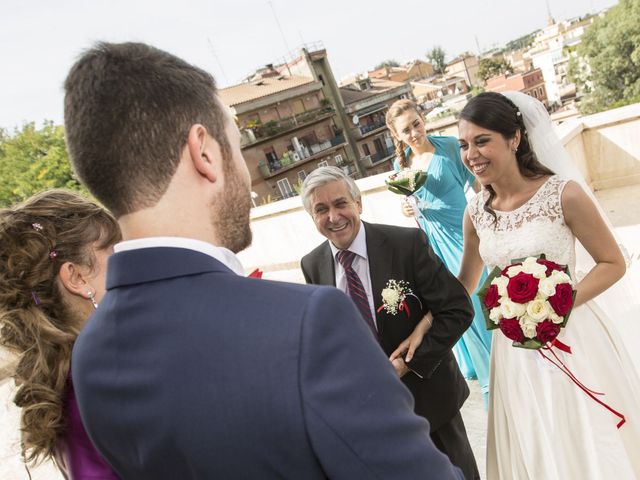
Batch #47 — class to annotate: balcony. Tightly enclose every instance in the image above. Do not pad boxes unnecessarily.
[350,119,388,139]
[258,134,347,179]
[241,105,335,148]
[361,145,396,169]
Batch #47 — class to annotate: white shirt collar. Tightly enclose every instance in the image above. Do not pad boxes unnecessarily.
[329,222,368,260]
[114,236,245,276]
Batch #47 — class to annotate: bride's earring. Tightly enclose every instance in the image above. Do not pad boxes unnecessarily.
[87,290,98,310]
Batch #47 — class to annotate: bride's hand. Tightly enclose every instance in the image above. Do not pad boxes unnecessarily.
[401,199,415,217]
[390,312,433,363]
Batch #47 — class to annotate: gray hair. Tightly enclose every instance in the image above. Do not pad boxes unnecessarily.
[301,166,361,214]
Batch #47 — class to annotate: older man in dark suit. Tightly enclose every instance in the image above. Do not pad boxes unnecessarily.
[301,166,479,480]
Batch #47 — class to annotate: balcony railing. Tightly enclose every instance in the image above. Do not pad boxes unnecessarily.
[258,134,348,179]
[359,119,387,135]
[351,119,388,139]
[241,105,335,147]
[361,146,395,168]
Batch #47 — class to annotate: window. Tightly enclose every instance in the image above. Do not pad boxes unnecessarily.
[317,160,329,168]
[277,178,294,198]
[362,144,370,156]
[297,170,307,182]
[334,154,343,165]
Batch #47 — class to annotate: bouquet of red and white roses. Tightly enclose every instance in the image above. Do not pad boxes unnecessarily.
[479,254,576,349]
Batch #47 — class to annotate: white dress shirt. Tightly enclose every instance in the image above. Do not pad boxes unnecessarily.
[329,223,377,328]
[114,236,245,276]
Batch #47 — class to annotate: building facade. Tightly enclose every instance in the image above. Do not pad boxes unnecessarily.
[340,77,412,176]
[486,68,548,106]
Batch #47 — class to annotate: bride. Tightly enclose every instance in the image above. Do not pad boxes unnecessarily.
[456,91,640,479]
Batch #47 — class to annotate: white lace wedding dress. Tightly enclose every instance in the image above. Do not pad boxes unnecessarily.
[469,175,640,480]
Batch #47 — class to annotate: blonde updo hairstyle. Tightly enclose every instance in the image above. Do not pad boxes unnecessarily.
[385,98,421,170]
[0,189,120,466]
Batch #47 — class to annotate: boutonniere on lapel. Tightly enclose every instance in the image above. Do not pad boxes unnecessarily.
[377,280,422,317]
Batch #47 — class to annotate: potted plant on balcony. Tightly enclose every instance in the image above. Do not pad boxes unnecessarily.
[257,160,271,177]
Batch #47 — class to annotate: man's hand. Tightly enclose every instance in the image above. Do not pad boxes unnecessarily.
[391,357,410,378]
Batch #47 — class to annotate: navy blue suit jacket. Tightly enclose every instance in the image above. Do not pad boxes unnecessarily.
[72,247,463,479]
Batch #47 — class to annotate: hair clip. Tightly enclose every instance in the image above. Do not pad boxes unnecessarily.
[49,250,58,260]
[31,223,43,231]
[516,111,522,117]
[31,290,41,306]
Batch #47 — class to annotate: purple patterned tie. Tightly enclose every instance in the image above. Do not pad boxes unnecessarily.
[336,250,378,337]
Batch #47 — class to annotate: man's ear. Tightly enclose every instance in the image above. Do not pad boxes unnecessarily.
[186,124,222,183]
[58,261,92,299]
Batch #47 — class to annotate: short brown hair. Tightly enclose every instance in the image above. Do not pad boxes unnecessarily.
[64,42,231,217]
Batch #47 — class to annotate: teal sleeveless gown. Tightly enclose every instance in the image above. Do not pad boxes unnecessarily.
[395,135,491,404]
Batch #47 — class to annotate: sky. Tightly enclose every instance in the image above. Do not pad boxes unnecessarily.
[0,0,618,130]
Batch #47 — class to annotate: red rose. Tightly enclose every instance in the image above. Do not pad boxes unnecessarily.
[536,320,561,343]
[549,283,574,316]
[499,318,525,343]
[484,284,500,309]
[537,258,565,276]
[506,272,540,303]
[501,263,521,277]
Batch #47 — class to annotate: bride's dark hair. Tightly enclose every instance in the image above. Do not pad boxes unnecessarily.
[459,92,554,223]
[0,190,120,468]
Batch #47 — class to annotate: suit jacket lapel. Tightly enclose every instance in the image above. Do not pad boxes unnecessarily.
[364,222,394,333]
[317,242,336,286]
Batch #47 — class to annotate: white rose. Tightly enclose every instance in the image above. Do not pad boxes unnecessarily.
[381,288,399,306]
[526,299,549,321]
[519,317,538,339]
[548,306,564,324]
[538,277,557,297]
[491,276,509,297]
[501,299,526,319]
[550,269,572,285]
[522,257,548,279]
[506,265,524,277]
[489,307,503,324]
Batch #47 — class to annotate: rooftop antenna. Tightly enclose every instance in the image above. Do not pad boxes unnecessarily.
[268,1,291,55]
[207,38,229,84]
[545,0,555,24]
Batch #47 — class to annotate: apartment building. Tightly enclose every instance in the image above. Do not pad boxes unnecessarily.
[340,77,412,176]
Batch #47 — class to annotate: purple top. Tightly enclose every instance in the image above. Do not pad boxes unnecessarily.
[55,379,120,480]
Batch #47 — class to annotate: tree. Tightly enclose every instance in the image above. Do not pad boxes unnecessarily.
[374,59,400,69]
[477,57,514,82]
[571,0,640,114]
[426,46,446,74]
[0,122,88,207]
[504,31,538,52]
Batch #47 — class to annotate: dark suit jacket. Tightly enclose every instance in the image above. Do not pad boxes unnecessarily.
[301,222,473,431]
[72,246,463,480]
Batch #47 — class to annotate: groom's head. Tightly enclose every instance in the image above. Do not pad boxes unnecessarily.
[64,42,236,218]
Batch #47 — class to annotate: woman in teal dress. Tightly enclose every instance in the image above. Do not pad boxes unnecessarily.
[386,99,491,404]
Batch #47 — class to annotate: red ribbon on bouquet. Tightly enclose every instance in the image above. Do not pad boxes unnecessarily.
[539,341,626,429]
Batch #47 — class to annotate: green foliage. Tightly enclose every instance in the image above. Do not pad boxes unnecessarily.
[573,0,640,114]
[469,85,486,97]
[504,31,538,52]
[375,59,400,69]
[426,46,446,74]
[477,57,514,82]
[0,122,88,207]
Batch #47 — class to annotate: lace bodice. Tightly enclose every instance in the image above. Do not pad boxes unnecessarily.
[468,176,576,272]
